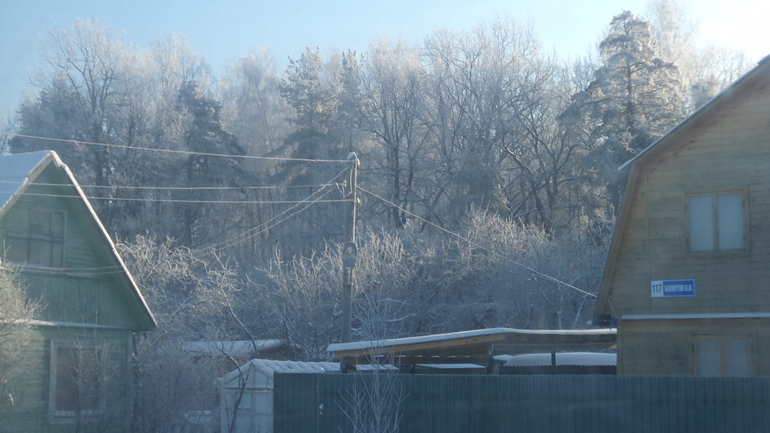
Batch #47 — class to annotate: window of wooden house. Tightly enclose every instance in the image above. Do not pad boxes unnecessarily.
[49,340,107,419]
[4,207,65,267]
[695,336,751,376]
[688,192,745,253]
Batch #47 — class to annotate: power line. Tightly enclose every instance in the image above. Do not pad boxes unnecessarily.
[356,186,597,299]
[0,189,350,205]
[7,133,349,163]
[0,179,340,192]
[0,168,352,277]
[201,166,350,254]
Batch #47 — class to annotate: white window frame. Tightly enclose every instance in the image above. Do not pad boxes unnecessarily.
[695,335,751,377]
[687,191,747,254]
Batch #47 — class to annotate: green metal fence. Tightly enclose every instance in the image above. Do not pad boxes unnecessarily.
[274,374,770,433]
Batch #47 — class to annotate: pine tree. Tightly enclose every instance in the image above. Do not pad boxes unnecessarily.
[569,10,687,213]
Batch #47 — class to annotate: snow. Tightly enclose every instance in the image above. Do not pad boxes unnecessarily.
[503,352,617,367]
[182,340,284,357]
[221,359,340,384]
[327,327,616,353]
[0,150,54,213]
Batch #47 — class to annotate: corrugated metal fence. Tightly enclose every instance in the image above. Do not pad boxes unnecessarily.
[274,374,770,433]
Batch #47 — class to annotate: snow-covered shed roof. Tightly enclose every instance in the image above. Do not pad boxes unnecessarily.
[220,359,340,389]
[182,340,285,357]
[328,327,616,371]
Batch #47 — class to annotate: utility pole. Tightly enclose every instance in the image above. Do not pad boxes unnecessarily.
[341,152,359,343]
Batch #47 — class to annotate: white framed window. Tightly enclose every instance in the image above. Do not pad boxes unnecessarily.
[688,192,745,253]
[49,340,107,419]
[695,336,751,376]
[4,207,65,267]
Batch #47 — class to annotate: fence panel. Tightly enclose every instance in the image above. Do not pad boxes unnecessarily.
[274,374,770,433]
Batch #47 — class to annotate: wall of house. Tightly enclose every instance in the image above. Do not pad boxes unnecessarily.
[1,327,134,433]
[618,317,770,376]
[606,69,770,317]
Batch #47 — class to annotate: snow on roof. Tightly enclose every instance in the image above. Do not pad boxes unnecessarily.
[182,340,285,357]
[221,359,340,383]
[503,352,617,367]
[0,150,54,213]
[327,327,616,353]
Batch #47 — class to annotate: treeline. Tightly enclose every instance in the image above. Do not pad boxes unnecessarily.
[5,6,753,339]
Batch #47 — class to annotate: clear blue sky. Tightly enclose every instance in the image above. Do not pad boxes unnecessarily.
[1,0,768,120]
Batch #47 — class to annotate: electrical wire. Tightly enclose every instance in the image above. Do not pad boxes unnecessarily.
[0,166,352,276]
[7,133,349,163]
[0,189,350,205]
[0,179,340,192]
[356,185,598,298]
[199,165,351,255]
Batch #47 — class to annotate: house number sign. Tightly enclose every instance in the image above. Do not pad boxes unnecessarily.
[651,279,696,298]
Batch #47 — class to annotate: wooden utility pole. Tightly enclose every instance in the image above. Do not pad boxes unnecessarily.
[341,152,359,343]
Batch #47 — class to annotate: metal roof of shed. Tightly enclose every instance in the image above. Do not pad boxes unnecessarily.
[328,327,616,369]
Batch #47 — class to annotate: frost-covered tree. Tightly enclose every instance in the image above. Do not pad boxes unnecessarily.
[0,270,40,414]
[118,235,244,433]
[567,10,687,213]
[647,0,752,109]
[219,49,291,157]
[361,38,429,229]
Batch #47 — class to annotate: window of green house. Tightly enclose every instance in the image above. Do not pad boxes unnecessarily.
[4,207,65,267]
[49,340,107,419]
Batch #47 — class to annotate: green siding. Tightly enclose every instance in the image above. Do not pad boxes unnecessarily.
[1,327,134,433]
[0,155,152,433]
[1,163,147,329]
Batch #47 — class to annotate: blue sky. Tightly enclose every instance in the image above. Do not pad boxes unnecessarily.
[1,0,768,120]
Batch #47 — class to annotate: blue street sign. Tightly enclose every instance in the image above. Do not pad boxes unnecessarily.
[651,279,696,298]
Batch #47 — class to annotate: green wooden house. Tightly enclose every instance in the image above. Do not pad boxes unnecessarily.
[0,151,155,432]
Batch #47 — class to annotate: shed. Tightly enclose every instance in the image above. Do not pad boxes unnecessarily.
[219,359,338,433]
[327,327,616,372]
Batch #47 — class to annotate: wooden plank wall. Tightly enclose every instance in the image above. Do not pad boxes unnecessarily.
[607,71,770,316]
[275,373,770,433]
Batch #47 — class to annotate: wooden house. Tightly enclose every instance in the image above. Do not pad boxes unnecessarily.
[595,56,770,376]
[0,151,155,432]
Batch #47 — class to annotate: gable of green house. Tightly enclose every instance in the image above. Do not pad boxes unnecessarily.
[0,151,154,433]
[0,153,154,330]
